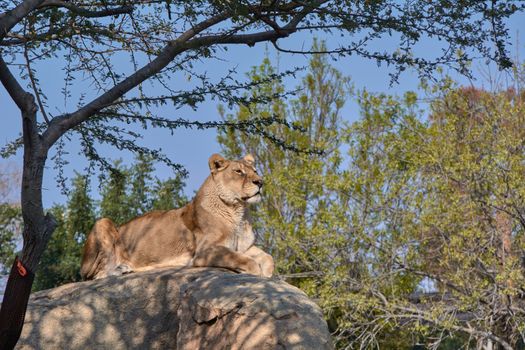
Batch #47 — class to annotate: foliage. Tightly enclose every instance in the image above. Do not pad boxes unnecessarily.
[338,81,525,349]
[99,160,133,226]
[0,164,22,274]
[0,204,22,274]
[219,49,525,348]
[1,0,522,179]
[33,204,84,291]
[151,177,188,211]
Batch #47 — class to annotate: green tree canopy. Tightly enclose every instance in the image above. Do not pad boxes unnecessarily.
[0,165,22,275]
[0,204,21,274]
[219,51,525,348]
[99,160,133,226]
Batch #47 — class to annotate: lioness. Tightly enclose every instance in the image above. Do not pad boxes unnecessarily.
[80,153,274,280]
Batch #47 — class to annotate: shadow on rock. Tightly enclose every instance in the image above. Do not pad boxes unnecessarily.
[16,267,333,350]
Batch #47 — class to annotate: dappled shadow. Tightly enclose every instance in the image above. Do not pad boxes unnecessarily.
[15,267,332,349]
[175,270,331,349]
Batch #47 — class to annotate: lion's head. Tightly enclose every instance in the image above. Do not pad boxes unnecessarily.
[208,153,263,205]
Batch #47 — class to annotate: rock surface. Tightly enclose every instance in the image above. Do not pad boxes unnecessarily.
[16,267,333,349]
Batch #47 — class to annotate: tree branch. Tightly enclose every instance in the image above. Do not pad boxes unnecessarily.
[23,32,49,123]
[40,9,231,147]
[0,0,47,41]
[0,56,31,111]
[388,303,514,350]
[37,0,133,18]
[41,1,324,149]
[184,0,324,47]
[2,24,129,46]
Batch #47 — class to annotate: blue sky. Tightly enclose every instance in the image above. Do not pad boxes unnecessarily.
[1,13,524,208]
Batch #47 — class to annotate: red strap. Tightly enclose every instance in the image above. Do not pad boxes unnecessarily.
[16,259,27,277]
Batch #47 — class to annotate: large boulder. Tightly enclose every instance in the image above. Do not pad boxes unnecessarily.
[16,267,333,349]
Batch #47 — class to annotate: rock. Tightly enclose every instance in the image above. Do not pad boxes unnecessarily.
[16,267,333,349]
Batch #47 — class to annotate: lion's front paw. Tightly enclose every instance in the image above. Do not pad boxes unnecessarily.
[108,264,133,276]
[240,259,263,276]
[260,263,274,278]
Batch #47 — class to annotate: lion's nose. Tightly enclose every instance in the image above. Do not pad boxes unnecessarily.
[253,178,263,188]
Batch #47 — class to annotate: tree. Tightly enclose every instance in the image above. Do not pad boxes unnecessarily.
[219,48,431,348]
[31,205,74,291]
[151,176,188,211]
[99,160,133,225]
[409,84,525,349]
[66,174,96,248]
[338,81,525,348]
[1,0,523,347]
[128,154,155,218]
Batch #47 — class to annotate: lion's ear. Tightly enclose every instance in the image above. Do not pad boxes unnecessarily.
[242,154,255,165]
[209,154,229,173]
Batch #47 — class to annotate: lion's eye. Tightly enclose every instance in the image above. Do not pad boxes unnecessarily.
[235,169,244,175]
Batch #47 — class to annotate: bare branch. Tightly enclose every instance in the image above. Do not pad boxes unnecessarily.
[388,303,515,350]
[22,28,49,123]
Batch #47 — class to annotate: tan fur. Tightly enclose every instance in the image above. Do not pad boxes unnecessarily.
[80,154,274,280]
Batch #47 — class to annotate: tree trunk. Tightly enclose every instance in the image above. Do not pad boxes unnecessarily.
[477,338,494,350]
[496,211,512,271]
[495,210,513,348]
[0,105,56,349]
